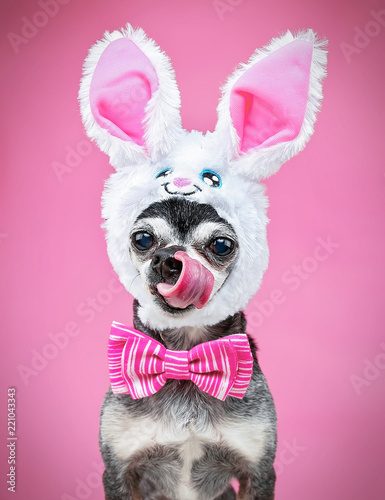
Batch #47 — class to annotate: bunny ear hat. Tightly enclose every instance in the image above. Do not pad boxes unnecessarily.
[79,25,327,330]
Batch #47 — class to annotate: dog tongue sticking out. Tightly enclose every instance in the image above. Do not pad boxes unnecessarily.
[157,251,214,309]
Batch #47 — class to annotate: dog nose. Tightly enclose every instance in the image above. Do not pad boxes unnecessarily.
[151,246,184,282]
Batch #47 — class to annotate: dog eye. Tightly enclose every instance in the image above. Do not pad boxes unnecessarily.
[133,232,154,251]
[200,170,222,188]
[155,168,173,179]
[209,238,233,256]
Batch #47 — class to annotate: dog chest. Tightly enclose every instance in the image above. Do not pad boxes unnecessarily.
[101,400,271,468]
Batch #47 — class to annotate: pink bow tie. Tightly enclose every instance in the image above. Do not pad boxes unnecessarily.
[108,321,253,401]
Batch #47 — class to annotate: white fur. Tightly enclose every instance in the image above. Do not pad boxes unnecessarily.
[79,26,327,329]
[214,29,328,181]
[101,134,270,329]
[78,24,183,169]
[100,404,271,497]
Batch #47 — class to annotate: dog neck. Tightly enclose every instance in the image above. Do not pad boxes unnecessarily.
[133,300,247,351]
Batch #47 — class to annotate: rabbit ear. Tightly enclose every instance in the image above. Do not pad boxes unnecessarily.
[79,25,183,169]
[213,30,327,181]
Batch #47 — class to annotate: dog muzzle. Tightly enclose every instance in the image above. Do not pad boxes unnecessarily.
[156,251,214,310]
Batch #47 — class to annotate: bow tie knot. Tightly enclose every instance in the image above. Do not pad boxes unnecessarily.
[164,350,190,380]
[108,322,253,401]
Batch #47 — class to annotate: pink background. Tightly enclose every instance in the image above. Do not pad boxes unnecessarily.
[1,0,385,498]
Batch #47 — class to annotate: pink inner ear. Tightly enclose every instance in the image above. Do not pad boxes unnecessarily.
[230,39,313,153]
[90,38,159,146]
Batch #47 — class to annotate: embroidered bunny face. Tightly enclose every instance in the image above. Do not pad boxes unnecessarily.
[79,25,327,329]
[154,145,222,198]
[151,132,229,200]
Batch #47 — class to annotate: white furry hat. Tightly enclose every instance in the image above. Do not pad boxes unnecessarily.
[79,25,327,329]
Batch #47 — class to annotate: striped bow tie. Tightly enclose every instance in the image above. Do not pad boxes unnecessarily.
[108,321,254,401]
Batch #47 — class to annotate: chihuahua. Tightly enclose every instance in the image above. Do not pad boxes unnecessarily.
[79,25,327,500]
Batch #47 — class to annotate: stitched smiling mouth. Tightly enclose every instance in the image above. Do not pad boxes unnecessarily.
[162,182,202,196]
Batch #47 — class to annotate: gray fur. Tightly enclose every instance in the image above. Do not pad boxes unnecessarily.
[100,304,277,499]
[100,198,277,499]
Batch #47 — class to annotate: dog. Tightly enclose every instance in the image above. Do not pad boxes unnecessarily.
[79,25,327,500]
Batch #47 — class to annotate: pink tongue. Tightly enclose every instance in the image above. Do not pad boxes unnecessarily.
[156,251,214,309]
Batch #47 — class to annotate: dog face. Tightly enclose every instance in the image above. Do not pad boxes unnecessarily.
[130,197,239,315]
[100,133,270,329]
[79,25,327,328]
